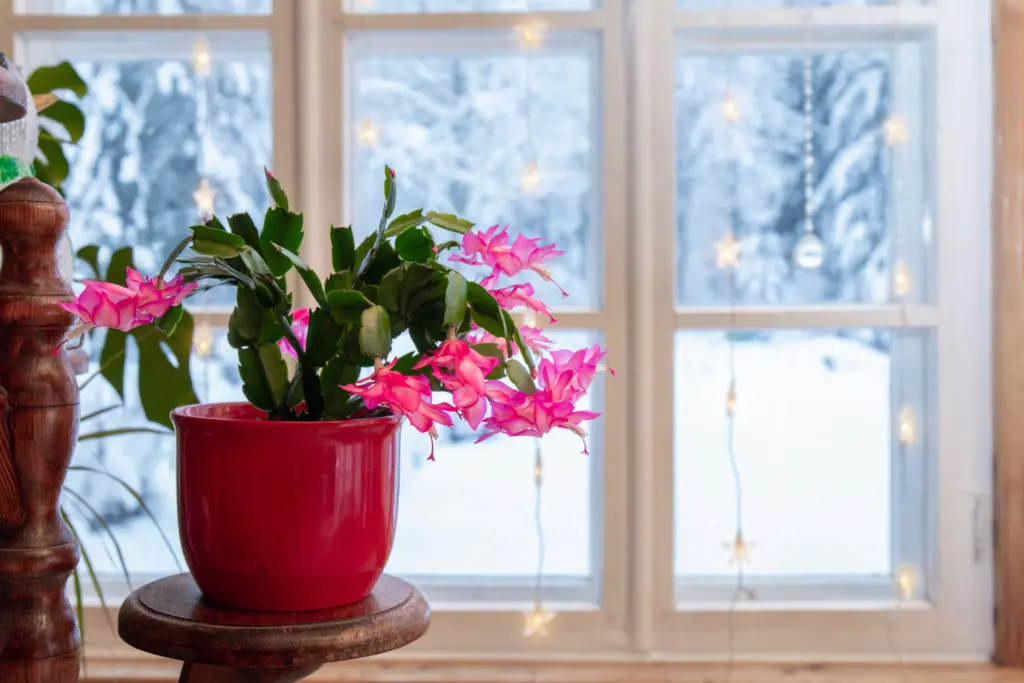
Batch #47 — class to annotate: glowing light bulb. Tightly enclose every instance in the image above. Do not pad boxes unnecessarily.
[897,564,918,600]
[883,115,909,147]
[194,321,214,359]
[794,232,825,270]
[523,603,555,637]
[715,230,741,270]
[894,260,913,298]
[193,38,212,78]
[726,380,736,416]
[521,161,542,194]
[355,120,380,148]
[898,405,915,446]
[514,21,547,51]
[723,94,740,124]
[193,178,216,216]
[723,531,753,567]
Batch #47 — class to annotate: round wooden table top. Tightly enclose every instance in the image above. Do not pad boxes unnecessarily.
[117,573,430,669]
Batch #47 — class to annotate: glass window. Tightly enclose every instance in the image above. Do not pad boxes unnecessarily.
[16,0,271,15]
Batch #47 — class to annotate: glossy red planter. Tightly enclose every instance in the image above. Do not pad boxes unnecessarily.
[171,403,401,612]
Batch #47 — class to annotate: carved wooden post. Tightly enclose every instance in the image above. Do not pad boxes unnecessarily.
[0,178,80,682]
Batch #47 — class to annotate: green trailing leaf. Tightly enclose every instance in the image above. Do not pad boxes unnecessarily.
[68,465,181,571]
[395,226,434,263]
[377,266,403,312]
[398,263,439,314]
[331,225,356,272]
[360,305,392,359]
[62,487,133,590]
[466,281,507,338]
[191,225,245,258]
[158,235,193,280]
[227,213,263,254]
[426,211,474,235]
[384,209,428,238]
[506,359,537,394]
[238,344,288,411]
[39,100,85,143]
[60,508,113,631]
[155,305,184,337]
[443,271,468,327]
[78,427,170,441]
[383,166,397,219]
[28,62,88,97]
[260,207,304,277]
[305,308,344,367]
[80,405,120,423]
[76,245,100,279]
[326,289,372,324]
[264,167,290,211]
[272,244,328,309]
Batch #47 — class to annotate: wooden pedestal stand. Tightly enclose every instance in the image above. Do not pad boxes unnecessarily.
[0,178,81,682]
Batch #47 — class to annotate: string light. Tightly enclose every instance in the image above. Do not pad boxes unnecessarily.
[193,178,216,216]
[514,21,547,51]
[355,120,380,148]
[722,92,740,124]
[523,602,555,638]
[194,321,214,358]
[897,405,916,446]
[884,115,909,147]
[715,229,741,270]
[192,37,211,78]
[521,161,542,194]
[893,259,913,298]
[794,54,825,270]
[725,380,736,416]
[724,530,753,567]
[896,564,918,600]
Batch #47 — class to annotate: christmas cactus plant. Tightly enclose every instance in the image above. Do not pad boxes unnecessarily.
[60,166,607,456]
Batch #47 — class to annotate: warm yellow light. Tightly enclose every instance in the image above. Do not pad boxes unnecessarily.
[523,603,555,637]
[193,38,212,78]
[194,321,214,359]
[356,120,380,148]
[726,380,736,416]
[898,405,916,446]
[894,260,913,298]
[521,161,542,194]
[724,531,753,567]
[193,178,216,216]
[897,564,918,600]
[514,21,547,51]
[723,94,740,124]
[883,115,909,147]
[715,230,741,270]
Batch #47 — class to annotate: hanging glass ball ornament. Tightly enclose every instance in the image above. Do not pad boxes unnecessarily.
[794,231,825,270]
[0,52,38,193]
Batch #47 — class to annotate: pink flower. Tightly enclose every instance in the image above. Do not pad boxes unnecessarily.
[277,308,310,359]
[341,359,455,460]
[489,283,556,323]
[59,280,150,336]
[467,326,554,357]
[414,338,500,431]
[476,345,609,453]
[126,267,196,319]
[450,225,567,295]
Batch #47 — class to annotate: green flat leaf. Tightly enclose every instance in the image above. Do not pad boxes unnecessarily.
[228,287,284,348]
[359,305,392,359]
[272,244,327,310]
[383,209,427,238]
[305,308,343,366]
[158,235,193,280]
[321,358,361,419]
[383,166,397,219]
[39,100,85,143]
[28,62,88,97]
[466,281,506,338]
[240,246,272,277]
[378,266,403,312]
[60,509,113,633]
[264,168,289,211]
[227,213,263,253]
[75,245,100,279]
[191,225,245,258]
[37,136,69,188]
[506,359,537,394]
[426,211,474,235]
[260,207,304,277]
[360,241,402,286]
[408,323,435,355]
[238,344,287,411]
[133,313,200,429]
[326,289,372,324]
[61,488,133,590]
[395,226,434,263]
[397,263,438,313]
[99,330,127,400]
[331,225,356,271]
[155,305,183,337]
[325,271,352,293]
[443,271,468,328]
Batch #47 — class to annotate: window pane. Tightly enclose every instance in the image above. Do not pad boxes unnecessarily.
[677,0,926,7]
[386,329,601,578]
[349,33,600,309]
[17,0,271,14]
[675,47,931,306]
[345,0,594,13]
[67,329,242,574]
[673,328,930,581]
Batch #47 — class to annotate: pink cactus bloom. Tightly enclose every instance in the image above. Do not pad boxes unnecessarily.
[489,283,556,324]
[59,280,151,337]
[414,338,500,431]
[450,224,567,295]
[341,359,455,460]
[467,325,554,357]
[277,308,310,359]
[125,267,197,319]
[539,344,613,402]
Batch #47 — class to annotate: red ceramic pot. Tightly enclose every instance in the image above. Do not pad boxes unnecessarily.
[171,402,401,612]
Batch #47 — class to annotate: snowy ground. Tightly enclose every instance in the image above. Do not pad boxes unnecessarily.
[66,330,895,587]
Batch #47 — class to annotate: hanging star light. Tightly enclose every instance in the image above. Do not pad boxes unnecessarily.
[521,161,542,194]
[355,120,380,148]
[193,37,212,78]
[896,564,918,600]
[722,92,740,124]
[523,602,555,638]
[883,115,909,147]
[898,405,916,447]
[715,229,741,270]
[194,320,214,358]
[725,380,736,416]
[724,531,753,566]
[193,178,216,216]
[514,21,547,51]
[893,259,913,298]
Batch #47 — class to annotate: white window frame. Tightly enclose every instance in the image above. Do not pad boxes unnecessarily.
[0,0,994,670]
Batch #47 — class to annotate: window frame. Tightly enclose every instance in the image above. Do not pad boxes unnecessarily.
[2,0,994,665]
